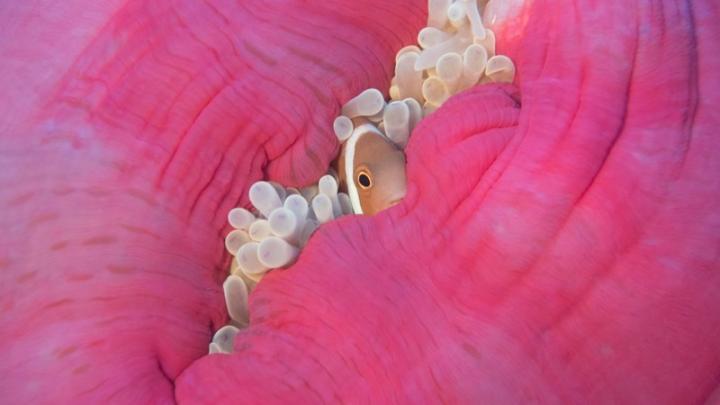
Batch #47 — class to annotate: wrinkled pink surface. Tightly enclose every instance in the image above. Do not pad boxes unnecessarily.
[1,0,719,403]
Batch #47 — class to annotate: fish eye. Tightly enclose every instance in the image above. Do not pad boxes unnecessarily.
[357,170,372,189]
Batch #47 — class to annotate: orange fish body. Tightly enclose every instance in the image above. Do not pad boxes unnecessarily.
[337,124,407,215]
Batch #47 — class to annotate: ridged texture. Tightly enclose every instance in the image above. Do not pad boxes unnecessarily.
[0,0,424,403]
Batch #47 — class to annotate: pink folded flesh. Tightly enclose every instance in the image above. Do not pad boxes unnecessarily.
[1,0,718,403]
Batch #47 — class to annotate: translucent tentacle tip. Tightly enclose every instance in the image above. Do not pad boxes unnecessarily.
[485,55,515,83]
[384,101,411,148]
[258,237,299,268]
[223,275,249,326]
[237,242,268,277]
[312,193,335,223]
[211,325,241,354]
[268,207,300,240]
[228,208,255,230]
[341,88,385,118]
[225,229,250,255]
[334,115,354,142]
[249,181,282,218]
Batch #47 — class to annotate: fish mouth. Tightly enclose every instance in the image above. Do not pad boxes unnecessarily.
[387,197,404,208]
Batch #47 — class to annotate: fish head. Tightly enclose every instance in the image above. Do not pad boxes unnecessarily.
[337,124,407,215]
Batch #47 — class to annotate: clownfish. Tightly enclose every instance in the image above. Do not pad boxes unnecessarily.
[336,124,407,216]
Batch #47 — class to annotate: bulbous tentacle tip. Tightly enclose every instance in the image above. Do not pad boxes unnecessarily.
[257,237,299,269]
[211,325,241,354]
[384,101,411,148]
[249,181,283,218]
[268,207,301,242]
[485,55,516,83]
[312,193,335,223]
[227,208,256,231]
[223,276,249,327]
[248,219,272,242]
[225,229,251,255]
[341,88,386,118]
[333,115,354,142]
[237,242,269,278]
